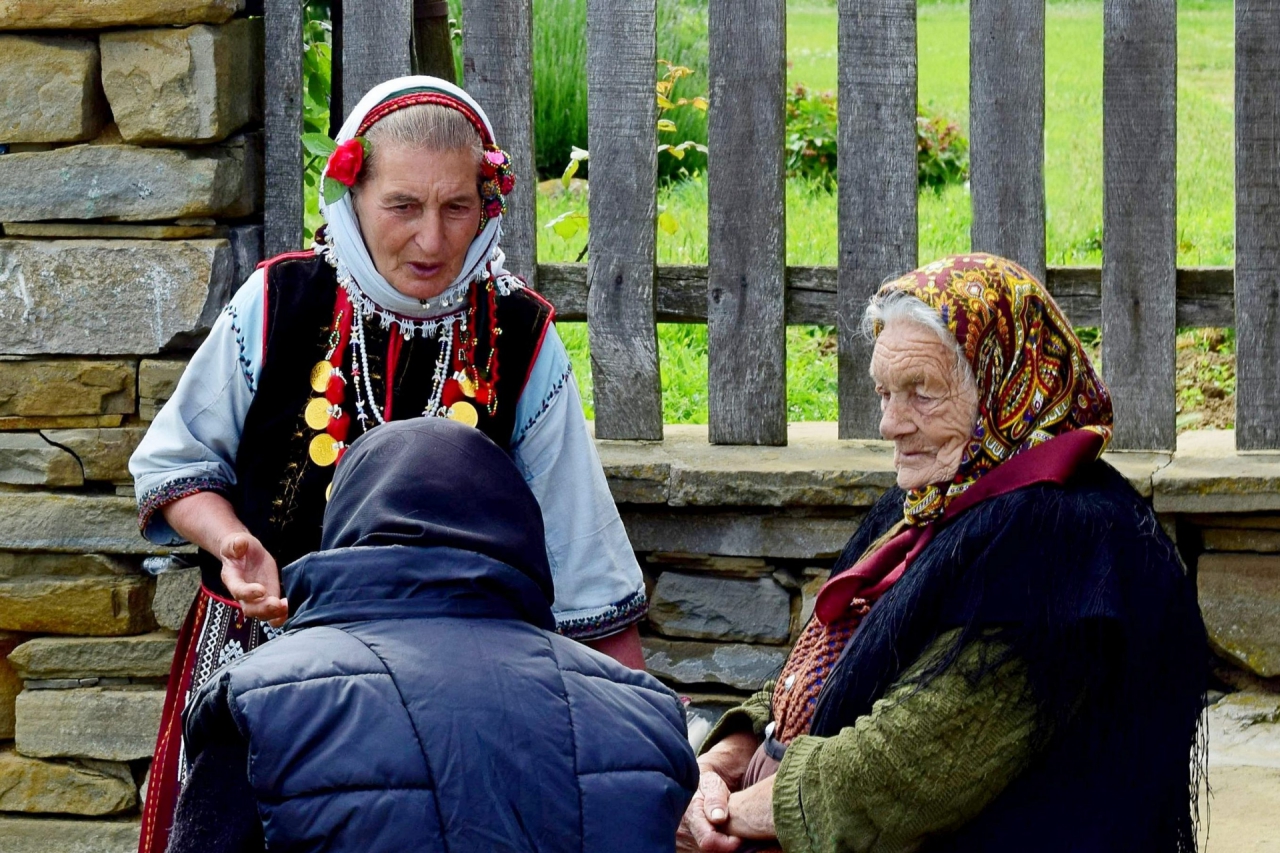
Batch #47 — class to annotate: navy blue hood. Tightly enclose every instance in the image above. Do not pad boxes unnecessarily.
[281,418,555,630]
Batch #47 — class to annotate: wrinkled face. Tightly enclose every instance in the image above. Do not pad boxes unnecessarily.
[351,145,482,302]
[871,319,980,491]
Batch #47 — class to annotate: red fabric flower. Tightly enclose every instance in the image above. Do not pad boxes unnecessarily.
[327,139,366,187]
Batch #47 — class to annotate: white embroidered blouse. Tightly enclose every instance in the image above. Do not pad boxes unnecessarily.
[129,271,647,639]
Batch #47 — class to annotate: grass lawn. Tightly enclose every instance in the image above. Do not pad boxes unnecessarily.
[542,0,1235,425]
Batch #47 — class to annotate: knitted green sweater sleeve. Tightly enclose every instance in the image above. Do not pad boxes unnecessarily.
[771,630,1039,853]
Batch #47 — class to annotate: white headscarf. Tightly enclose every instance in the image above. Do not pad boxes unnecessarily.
[318,76,509,321]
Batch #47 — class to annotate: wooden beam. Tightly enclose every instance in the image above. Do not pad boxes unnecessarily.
[341,0,413,122]
[539,264,1235,328]
[1236,1,1280,450]
[263,0,304,257]
[706,0,788,445]
[1102,0,1177,450]
[837,0,916,439]
[585,0,662,440]
[462,0,538,286]
[970,0,1046,281]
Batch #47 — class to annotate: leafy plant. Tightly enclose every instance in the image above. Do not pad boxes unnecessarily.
[916,112,969,190]
[300,1,334,242]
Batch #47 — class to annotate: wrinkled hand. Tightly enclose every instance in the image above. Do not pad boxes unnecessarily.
[726,776,776,841]
[677,770,741,853]
[219,531,287,627]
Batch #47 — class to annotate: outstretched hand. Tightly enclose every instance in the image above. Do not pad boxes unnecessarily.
[219,531,288,627]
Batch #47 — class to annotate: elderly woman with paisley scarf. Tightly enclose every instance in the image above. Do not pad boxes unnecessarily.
[129,77,649,853]
[680,255,1207,853]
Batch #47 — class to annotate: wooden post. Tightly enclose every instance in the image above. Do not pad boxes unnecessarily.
[329,0,343,136]
[462,0,538,288]
[970,0,1046,282]
[263,0,304,257]
[707,0,787,445]
[1236,1,1280,450]
[341,0,413,122]
[586,0,663,440]
[837,0,917,439]
[413,0,456,83]
[1102,0,1177,451]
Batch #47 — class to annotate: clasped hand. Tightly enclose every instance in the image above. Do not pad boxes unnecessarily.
[677,732,776,852]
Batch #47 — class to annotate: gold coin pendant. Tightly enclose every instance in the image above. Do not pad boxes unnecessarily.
[309,433,339,467]
[309,361,333,393]
[459,375,477,398]
[448,401,479,428]
[304,397,332,430]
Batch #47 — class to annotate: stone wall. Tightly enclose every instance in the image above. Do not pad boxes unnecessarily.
[1,3,1278,851]
[0,1,260,849]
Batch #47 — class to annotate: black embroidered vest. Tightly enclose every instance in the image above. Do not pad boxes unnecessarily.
[198,252,554,597]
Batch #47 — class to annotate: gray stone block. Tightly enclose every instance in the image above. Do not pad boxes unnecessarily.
[8,632,175,681]
[0,35,107,143]
[0,360,136,418]
[0,239,235,355]
[1153,429,1280,514]
[101,19,263,144]
[649,572,791,644]
[151,567,201,631]
[622,510,858,560]
[0,136,260,222]
[0,747,137,815]
[0,493,165,555]
[15,687,164,761]
[642,637,788,691]
[0,817,139,853]
[0,433,83,487]
[1199,553,1280,678]
[42,428,147,484]
[0,575,155,636]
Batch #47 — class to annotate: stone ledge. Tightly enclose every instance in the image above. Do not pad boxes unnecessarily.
[8,632,175,681]
[1153,429,1280,514]
[594,424,1280,516]
[0,748,137,816]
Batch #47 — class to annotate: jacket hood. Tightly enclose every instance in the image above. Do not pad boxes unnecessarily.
[284,418,554,627]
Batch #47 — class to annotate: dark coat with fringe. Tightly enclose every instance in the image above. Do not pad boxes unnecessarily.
[812,459,1208,852]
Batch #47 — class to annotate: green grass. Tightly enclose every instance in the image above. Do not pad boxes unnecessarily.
[542,0,1234,424]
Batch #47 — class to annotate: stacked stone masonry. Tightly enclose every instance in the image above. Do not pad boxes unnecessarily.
[0,1,258,847]
[0,2,1278,849]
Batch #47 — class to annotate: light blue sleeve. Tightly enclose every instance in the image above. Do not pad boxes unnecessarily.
[511,325,648,639]
[128,270,265,544]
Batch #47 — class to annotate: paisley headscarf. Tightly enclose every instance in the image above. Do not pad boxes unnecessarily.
[318,76,515,321]
[872,253,1114,526]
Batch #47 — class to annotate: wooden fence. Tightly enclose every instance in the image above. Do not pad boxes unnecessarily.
[261,0,1280,452]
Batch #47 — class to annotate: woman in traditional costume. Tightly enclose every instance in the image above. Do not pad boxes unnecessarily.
[130,77,648,853]
[678,254,1208,853]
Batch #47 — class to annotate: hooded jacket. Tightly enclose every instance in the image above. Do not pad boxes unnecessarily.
[177,419,697,853]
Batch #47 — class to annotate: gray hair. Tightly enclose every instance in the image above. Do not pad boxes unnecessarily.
[358,104,485,186]
[862,288,976,390]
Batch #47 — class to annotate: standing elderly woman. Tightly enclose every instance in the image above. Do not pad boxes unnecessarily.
[130,77,648,853]
[680,254,1207,853]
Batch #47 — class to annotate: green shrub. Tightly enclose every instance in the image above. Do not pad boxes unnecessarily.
[783,84,969,191]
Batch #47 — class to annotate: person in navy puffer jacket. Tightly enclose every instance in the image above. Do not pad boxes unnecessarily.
[168,418,698,853]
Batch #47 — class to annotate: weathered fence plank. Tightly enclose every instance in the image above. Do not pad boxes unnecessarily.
[585,0,662,440]
[540,264,1235,328]
[462,0,538,286]
[341,0,413,121]
[970,0,1046,281]
[1102,0,1177,450]
[263,0,303,257]
[707,0,787,445]
[837,0,917,439]
[1236,1,1280,450]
